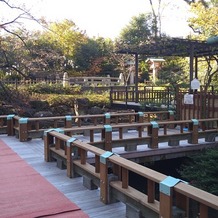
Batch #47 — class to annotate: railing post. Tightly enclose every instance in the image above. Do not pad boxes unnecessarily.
[43,130,54,162]
[103,125,112,151]
[137,112,144,123]
[168,110,175,129]
[18,118,28,142]
[125,86,128,106]
[137,112,144,137]
[148,121,159,148]
[44,128,64,162]
[122,167,128,188]
[188,119,199,144]
[110,87,113,105]
[147,180,155,203]
[175,192,189,217]
[65,115,72,128]
[104,113,111,125]
[100,151,114,204]
[65,115,72,136]
[66,137,77,178]
[7,114,15,136]
[200,203,208,218]
[160,176,187,218]
[160,176,178,218]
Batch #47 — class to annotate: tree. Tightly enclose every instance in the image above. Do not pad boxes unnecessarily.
[0,0,38,38]
[188,2,218,37]
[117,13,153,46]
[74,37,117,76]
[188,2,218,88]
[0,0,43,79]
[148,0,162,38]
[157,57,189,88]
[182,0,218,7]
[115,13,155,84]
[42,20,86,58]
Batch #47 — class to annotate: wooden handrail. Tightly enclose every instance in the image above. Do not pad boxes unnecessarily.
[5,111,173,141]
[44,129,218,218]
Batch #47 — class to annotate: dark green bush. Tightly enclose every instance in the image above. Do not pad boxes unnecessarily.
[179,148,218,195]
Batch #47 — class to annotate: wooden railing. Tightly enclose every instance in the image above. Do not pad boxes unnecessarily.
[0,111,174,142]
[62,118,218,152]
[44,129,218,218]
[1,112,218,217]
[110,86,173,106]
[110,86,218,120]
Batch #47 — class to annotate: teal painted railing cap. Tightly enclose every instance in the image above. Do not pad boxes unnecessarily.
[7,114,15,120]
[65,115,72,121]
[19,118,28,124]
[150,121,159,128]
[100,151,114,164]
[160,176,187,196]
[104,124,112,132]
[44,128,64,136]
[192,119,199,125]
[168,110,174,115]
[138,112,144,116]
[67,137,77,147]
[105,113,111,119]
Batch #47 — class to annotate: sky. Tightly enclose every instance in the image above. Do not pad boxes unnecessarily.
[8,0,192,39]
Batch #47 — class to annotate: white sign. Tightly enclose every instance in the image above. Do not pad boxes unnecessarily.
[191,78,200,90]
[184,94,193,104]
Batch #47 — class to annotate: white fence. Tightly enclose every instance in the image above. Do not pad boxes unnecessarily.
[1,76,121,87]
[68,76,120,86]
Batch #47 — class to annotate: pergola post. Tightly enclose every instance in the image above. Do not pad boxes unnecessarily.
[135,53,139,103]
[190,44,194,89]
[195,56,198,79]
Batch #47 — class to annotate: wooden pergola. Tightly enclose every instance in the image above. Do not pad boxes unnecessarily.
[116,37,218,101]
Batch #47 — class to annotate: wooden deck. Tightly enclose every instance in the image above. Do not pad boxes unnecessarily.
[0,135,126,218]
[1,125,218,218]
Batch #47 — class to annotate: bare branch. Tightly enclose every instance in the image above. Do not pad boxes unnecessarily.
[1,27,28,47]
[0,0,43,33]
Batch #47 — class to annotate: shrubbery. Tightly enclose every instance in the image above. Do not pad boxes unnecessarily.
[25,83,81,94]
[21,83,110,109]
[179,148,218,195]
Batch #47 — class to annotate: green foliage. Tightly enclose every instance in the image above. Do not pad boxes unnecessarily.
[74,38,102,72]
[179,148,218,195]
[188,2,218,89]
[19,82,110,108]
[139,61,150,82]
[24,83,81,94]
[157,57,189,88]
[188,2,218,38]
[36,91,110,109]
[46,95,76,107]
[73,37,117,76]
[83,91,110,107]
[43,19,86,58]
[5,73,22,81]
[118,13,153,45]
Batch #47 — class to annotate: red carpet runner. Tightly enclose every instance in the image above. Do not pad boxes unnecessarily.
[0,139,89,218]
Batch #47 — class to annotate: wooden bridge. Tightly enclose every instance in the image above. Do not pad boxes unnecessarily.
[0,111,218,217]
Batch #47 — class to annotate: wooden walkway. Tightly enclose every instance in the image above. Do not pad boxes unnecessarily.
[1,126,218,218]
[0,135,126,218]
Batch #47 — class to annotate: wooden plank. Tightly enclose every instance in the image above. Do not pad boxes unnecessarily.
[73,160,100,178]
[110,181,159,213]
[1,135,126,218]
